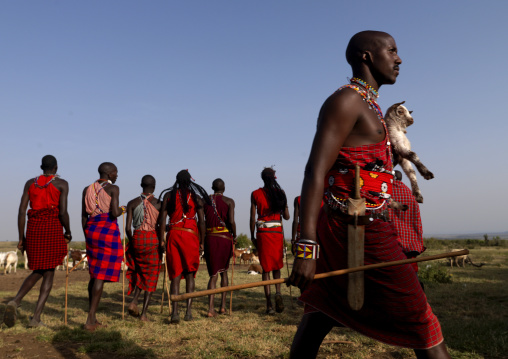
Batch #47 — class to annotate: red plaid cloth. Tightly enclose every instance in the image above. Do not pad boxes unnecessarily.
[25,208,67,270]
[300,211,443,349]
[126,229,161,294]
[389,180,425,256]
[85,213,124,282]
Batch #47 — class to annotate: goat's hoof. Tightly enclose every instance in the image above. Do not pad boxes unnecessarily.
[424,172,434,180]
[415,194,424,203]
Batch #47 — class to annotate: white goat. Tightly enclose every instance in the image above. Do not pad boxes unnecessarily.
[385,101,434,203]
[0,251,18,274]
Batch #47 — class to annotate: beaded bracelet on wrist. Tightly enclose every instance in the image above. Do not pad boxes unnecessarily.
[296,242,320,260]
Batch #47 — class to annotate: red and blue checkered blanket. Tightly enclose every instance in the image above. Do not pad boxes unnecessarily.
[85,213,124,282]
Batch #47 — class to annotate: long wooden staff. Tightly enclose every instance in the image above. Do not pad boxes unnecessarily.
[64,248,88,324]
[122,212,126,320]
[229,241,235,315]
[164,256,171,315]
[160,253,166,313]
[64,244,70,325]
[171,249,468,302]
[282,222,294,308]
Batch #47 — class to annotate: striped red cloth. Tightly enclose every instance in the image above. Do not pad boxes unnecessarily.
[25,208,67,270]
[126,229,160,294]
[300,211,443,349]
[85,213,124,282]
[389,180,425,256]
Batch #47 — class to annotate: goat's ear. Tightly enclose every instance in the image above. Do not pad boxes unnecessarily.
[394,100,405,107]
[409,110,413,114]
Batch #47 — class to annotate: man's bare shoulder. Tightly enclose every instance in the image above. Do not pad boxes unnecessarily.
[127,197,142,208]
[323,87,363,112]
[52,177,69,191]
[222,195,235,206]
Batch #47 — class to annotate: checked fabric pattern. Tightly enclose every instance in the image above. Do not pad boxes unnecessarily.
[126,229,160,294]
[389,180,425,255]
[25,208,67,270]
[85,213,124,282]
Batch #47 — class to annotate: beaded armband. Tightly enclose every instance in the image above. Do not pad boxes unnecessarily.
[296,242,320,260]
[121,206,126,214]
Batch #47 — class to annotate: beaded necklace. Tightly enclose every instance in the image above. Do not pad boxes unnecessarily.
[210,194,227,227]
[33,174,58,189]
[340,78,393,169]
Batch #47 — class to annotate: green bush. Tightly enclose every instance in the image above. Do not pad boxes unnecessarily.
[235,233,252,249]
[419,264,453,284]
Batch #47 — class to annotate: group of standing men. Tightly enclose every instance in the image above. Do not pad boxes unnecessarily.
[5,30,451,358]
[6,158,290,330]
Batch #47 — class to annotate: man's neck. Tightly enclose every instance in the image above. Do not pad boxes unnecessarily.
[43,170,56,176]
[214,191,224,195]
[351,72,380,91]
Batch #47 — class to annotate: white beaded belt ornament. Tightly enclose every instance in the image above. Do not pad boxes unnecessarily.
[296,239,320,260]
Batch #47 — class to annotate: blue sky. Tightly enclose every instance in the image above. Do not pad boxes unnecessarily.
[1,1,506,241]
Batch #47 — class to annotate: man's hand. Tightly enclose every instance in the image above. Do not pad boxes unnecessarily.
[251,237,257,249]
[287,258,316,291]
[64,233,72,244]
[17,238,25,254]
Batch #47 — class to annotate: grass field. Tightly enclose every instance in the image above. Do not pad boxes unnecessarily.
[1,240,507,358]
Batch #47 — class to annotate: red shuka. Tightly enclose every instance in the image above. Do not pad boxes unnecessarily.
[252,188,284,272]
[25,176,66,270]
[203,194,233,277]
[166,191,200,280]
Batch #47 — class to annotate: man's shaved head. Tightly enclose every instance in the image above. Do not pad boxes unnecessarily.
[141,175,156,189]
[98,162,117,175]
[346,30,393,66]
[41,155,57,170]
[212,178,225,192]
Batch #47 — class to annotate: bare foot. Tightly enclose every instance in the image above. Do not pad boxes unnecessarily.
[139,314,149,322]
[184,312,193,321]
[128,303,139,317]
[84,323,99,332]
[207,311,218,318]
[219,307,227,315]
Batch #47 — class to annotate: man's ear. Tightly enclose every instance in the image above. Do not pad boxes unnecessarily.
[362,51,372,64]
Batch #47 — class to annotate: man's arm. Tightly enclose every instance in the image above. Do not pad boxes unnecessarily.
[55,179,72,242]
[250,193,257,247]
[227,198,237,239]
[108,186,123,218]
[196,197,206,250]
[291,197,299,243]
[157,193,170,252]
[81,187,90,237]
[125,199,136,242]
[288,91,362,290]
[17,180,32,252]
[282,205,290,221]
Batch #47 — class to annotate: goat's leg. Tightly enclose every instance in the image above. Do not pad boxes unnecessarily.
[400,159,424,203]
[401,151,434,180]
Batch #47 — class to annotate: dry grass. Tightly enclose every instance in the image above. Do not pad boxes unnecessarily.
[0,244,507,358]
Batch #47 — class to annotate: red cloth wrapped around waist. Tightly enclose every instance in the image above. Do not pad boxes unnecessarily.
[325,168,394,208]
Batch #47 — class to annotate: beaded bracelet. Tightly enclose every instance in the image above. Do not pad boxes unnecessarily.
[297,238,319,245]
[296,243,320,260]
[121,206,126,214]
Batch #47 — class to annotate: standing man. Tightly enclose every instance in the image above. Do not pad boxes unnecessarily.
[125,175,162,322]
[158,170,210,323]
[82,162,125,332]
[203,178,236,317]
[287,31,450,358]
[3,155,71,328]
[250,167,290,315]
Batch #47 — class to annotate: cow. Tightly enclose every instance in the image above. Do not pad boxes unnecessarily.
[240,252,255,265]
[247,263,263,275]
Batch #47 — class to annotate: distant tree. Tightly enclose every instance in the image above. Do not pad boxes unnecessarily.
[493,236,500,246]
[235,233,252,249]
[484,234,489,244]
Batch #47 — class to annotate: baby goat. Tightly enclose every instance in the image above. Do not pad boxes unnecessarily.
[385,101,434,203]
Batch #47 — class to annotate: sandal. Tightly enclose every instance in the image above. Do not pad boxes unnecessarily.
[3,301,18,328]
[275,293,284,313]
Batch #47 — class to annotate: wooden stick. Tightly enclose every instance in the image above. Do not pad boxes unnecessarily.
[164,256,171,315]
[69,255,86,274]
[229,242,235,315]
[160,254,166,314]
[282,224,294,309]
[171,249,469,302]
[64,244,69,325]
[122,212,126,320]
